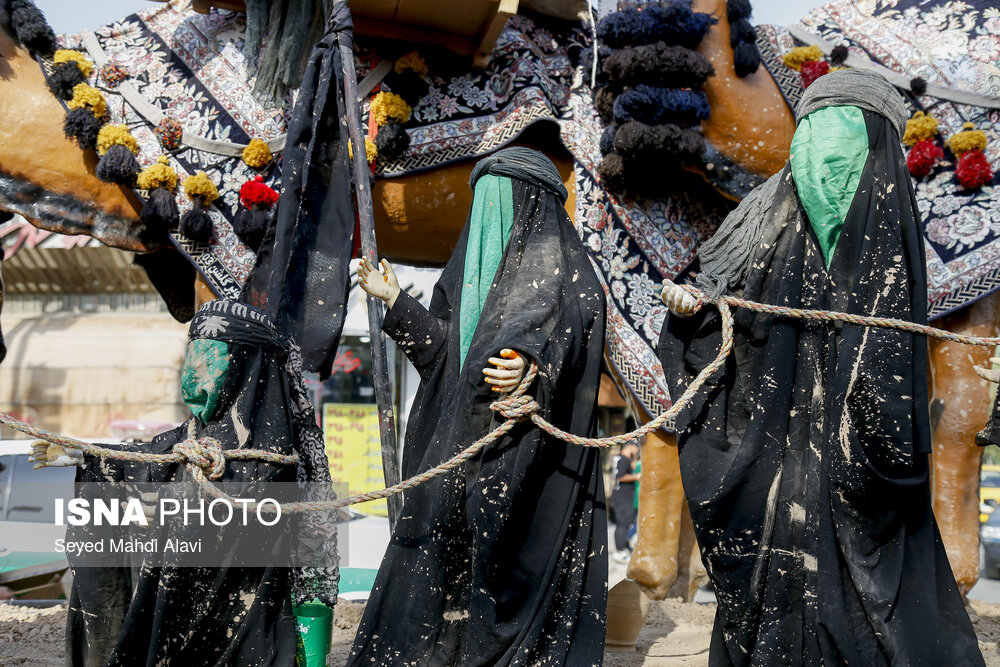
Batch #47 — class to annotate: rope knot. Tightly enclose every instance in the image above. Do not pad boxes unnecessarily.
[491,393,541,421]
[174,437,226,480]
[678,284,705,314]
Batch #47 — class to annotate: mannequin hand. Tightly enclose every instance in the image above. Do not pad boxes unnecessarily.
[28,440,83,469]
[358,257,401,309]
[660,279,698,316]
[484,349,526,394]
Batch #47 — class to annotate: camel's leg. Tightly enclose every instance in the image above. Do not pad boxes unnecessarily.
[929,292,1000,595]
[665,500,708,601]
[626,426,688,599]
[194,273,217,310]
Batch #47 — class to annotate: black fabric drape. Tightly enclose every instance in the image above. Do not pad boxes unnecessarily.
[659,110,982,665]
[66,300,337,667]
[242,3,355,380]
[348,170,608,665]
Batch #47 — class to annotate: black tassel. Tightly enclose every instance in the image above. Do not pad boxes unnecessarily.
[179,206,214,244]
[47,61,85,100]
[830,44,849,66]
[729,19,756,48]
[732,41,761,77]
[9,0,55,55]
[726,0,753,22]
[594,85,616,124]
[600,124,618,156]
[140,187,180,236]
[374,120,410,160]
[96,144,139,185]
[233,206,271,253]
[383,70,430,108]
[597,153,628,193]
[63,108,102,150]
[910,76,927,96]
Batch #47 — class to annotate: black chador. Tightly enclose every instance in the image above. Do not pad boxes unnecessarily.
[349,148,608,665]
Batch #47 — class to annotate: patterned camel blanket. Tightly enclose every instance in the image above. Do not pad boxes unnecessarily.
[757,0,1000,319]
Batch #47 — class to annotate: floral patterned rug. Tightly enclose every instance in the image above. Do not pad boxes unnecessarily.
[758,0,1000,319]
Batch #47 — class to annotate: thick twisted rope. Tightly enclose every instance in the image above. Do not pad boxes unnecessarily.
[6,288,998,513]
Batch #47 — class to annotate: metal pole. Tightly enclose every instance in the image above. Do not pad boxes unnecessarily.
[337,16,402,529]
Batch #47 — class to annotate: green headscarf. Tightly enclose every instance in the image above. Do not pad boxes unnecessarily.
[458,174,515,370]
[789,105,869,266]
[180,338,231,423]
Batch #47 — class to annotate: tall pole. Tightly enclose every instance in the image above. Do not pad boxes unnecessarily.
[337,11,402,529]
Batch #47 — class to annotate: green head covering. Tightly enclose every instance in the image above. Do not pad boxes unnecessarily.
[790,105,869,266]
[458,174,514,370]
[180,338,231,423]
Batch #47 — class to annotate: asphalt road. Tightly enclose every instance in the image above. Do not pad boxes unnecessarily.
[970,547,1000,603]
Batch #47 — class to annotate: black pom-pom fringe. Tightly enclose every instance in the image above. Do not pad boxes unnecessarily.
[375,120,410,160]
[604,43,714,89]
[729,19,756,48]
[179,208,214,244]
[96,144,139,186]
[47,61,85,100]
[233,207,271,253]
[613,121,705,161]
[910,77,927,96]
[732,41,761,77]
[10,0,55,55]
[597,153,628,193]
[63,108,102,150]
[600,124,618,156]
[594,85,616,124]
[140,187,180,236]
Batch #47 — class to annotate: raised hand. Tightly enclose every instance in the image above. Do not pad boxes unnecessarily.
[660,279,699,316]
[28,440,83,469]
[358,257,401,309]
[484,349,526,394]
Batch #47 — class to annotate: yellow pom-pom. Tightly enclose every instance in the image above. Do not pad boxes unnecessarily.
[67,83,107,118]
[370,91,412,126]
[901,111,939,147]
[96,124,139,156]
[183,171,220,202]
[54,50,94,78]
[242,138,272,169]
[394,51,428,77]
[782,45,823,71]
[947,122,988,158]
[136,156,178,191]
[348,138,378,165]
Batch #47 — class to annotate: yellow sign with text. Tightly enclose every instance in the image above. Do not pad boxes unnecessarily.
[323,403,386,516]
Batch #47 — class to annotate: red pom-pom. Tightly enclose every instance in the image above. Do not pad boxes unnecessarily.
[239,175,279,209]
[955,150,994,190]
[906,139,944,179]
[155,117,183,151]
[800,60,830,88]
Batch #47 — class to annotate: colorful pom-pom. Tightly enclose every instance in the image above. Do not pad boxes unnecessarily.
[782,45,822,71]
[96,124,139,156]
[239,175,279,209]
[63,107,102,149]
[348,138,378,165]
[902,111,938,147]
[53,49,93,78]
[183,172,220,203]
[800,59,830,88]
[370,91,412,126]
[100,62,128,88]
[906,139,944,179]
[136,156,178,192]
[955,150,994,190]
[155,117,183,151]
[394,51,428,77]
[242,138,273,169]
[67,83,107,118]
[947,122,988,158]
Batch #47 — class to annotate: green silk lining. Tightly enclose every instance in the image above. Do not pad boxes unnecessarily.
[459,174,514,371]
[789,105,869,266]
[180,338,231,423]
